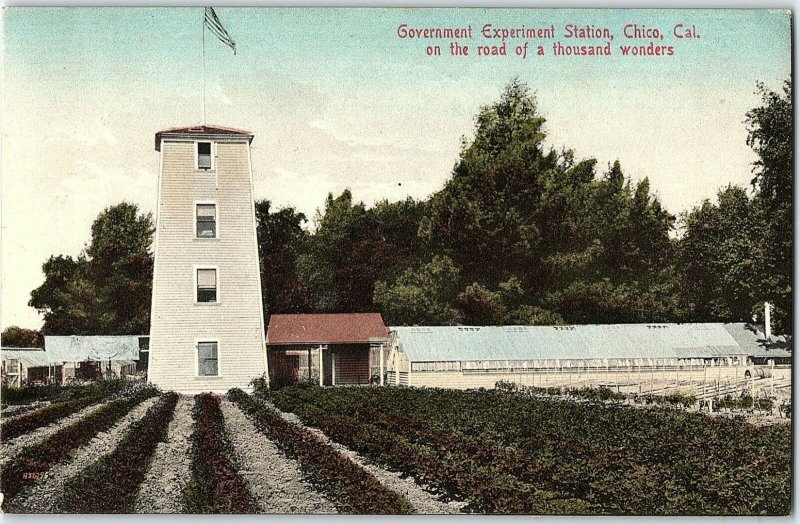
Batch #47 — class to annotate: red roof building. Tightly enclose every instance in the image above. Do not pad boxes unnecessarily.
[266,313,389,387]
[267,313,389,345]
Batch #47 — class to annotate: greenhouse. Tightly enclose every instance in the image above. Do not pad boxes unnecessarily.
[386,323,788,391]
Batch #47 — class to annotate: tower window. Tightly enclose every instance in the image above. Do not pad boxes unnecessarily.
[197,142,212,170]
[197,341,219,376]
[197,268,217,302]
[196,204,216,238]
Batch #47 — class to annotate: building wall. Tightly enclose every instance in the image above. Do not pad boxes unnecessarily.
[149,139,267,393]
[404,365,789,392]
[268,344,373,386]
[334,345,371,385]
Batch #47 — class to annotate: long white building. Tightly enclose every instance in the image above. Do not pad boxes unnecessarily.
[386,323,791,392]
[148,125,267,393]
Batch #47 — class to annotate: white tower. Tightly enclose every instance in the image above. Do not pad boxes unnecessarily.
[148,125,267,393]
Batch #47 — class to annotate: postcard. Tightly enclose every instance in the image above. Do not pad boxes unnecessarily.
[0,7,792,516]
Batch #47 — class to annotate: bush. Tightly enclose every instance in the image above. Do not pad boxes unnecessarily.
[1,378,131,406]
[182,393,257,514]
[716,392,772,412]
[755,397,773,411]
[59,392,179,513]
[565,387,626,402]
[643,392,697,409]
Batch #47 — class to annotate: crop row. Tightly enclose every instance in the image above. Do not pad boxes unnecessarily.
[1,394,106,441]
[262,384,791,515]
[495,380,699,407]
[229,388,414,514]
[59,392,179,513]
[0,385,159,507]
[182,393,258,513]
[1,379,132,406]
[258,386,587,514]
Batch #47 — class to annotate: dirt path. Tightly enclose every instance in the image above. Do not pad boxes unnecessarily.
[257,397,465,515]
[220,400,337,514]
[0,399,112,468]
[5,396,159,514]
[134,395,194,514]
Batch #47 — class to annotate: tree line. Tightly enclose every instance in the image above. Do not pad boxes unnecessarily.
[7,79,791,346]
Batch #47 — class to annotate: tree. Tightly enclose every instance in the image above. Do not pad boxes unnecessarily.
[29,202,154,335]
[1,326,44,348]
[416,80,678,325]
[677,186,764,323]
[304,191,427,313]
[745,79,792,335]
[255,200,311,317]
[374,256,462,325]
[422,79,551,287]
[458,283,505,325]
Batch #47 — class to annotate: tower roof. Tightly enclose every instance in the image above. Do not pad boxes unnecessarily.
[155,125,254,151]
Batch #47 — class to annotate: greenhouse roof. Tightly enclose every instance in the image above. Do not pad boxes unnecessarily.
[1,348,50,367]
[722,323,791,358]
[391,323,762,363]
[44,336,141,363]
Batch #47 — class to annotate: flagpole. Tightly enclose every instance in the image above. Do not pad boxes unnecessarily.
[202,10,206,125]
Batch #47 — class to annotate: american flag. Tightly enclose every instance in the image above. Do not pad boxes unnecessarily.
[204,7,236,55]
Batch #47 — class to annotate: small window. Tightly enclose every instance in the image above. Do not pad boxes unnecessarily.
[196,204,216,238]
[198,341,218,376]
[6,359,20,374]
[197,142,212,170]
[197,268,217,302]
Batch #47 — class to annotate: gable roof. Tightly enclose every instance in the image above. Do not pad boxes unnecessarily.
[2,348,50,367]
[155,125,254,151]
[267,313,389,345]
[392,323,755,363]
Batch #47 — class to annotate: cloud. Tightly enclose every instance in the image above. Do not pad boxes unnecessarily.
[55,119,118,147]
[211,83,233,106]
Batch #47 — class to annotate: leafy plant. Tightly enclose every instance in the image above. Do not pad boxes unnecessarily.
[229,388,414,514]
[59,392,179,513]
[258,384,790,515]
[1,378,132,405]
[182,393,257,514]
[0,385,158,507]
[1,394,106,441]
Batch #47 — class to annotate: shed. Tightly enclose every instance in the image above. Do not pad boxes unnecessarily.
[44,336,142,381]
[267,313,390,386]
[1,348,56,387]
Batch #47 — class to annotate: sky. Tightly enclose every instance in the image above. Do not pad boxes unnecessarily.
[1,7,792,330]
